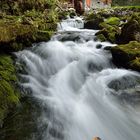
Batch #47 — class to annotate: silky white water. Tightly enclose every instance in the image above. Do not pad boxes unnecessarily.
[16,17,140,140]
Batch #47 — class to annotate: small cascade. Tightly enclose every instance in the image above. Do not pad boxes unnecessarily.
[57,16,84,31]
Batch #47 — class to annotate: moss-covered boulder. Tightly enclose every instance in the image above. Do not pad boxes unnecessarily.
[96,33,107,42]
[84,12,104,30]
[0,55,19,125]
[95,22,121,43]
[117,17,140,44]
[111,41,140,71]
[84,18,104,30]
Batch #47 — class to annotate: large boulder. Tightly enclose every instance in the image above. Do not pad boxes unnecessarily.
[111,41,140,71]
[117,19,140,44]
[95,21,121,43]
[84,12,104,30]
[84,17,104,30]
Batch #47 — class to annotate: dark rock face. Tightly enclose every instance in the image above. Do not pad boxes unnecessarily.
[84,18,104,30]
[117,20,140,44]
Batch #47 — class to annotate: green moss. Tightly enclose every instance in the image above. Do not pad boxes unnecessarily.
[130,58,140,71]
[111,41,140,71]
[105,17,120,26]
[84,11,95,21]
[0,11,57,51]
[108,32,116,43]
[97,22,120,43]
[96,34,107,42]
[0,55,19,124]
[0,0,57,15]
[0,0,58,52]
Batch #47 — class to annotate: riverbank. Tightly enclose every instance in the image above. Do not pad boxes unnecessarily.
[84,6,140,71]
[0,0,61,127]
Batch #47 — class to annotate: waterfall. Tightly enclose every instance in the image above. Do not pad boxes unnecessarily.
[16,17,140,140]
[57,17,84,31]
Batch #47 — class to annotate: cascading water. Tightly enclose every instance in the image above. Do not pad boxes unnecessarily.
[16,17,140,140]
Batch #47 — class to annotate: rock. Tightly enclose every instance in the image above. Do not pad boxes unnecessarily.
[96,44,102,49]
[108,75,140,91]
[111,41,140,71]
[84,17,104,30]
[104,46,112,50]
[96,34,107,42]
[0,10,57,52]
[105,17,120,26]
[95,25,120,43]
[117,19,140,44]
[108,75,140,103]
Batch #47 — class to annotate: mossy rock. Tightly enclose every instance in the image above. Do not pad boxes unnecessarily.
[96,34,107,42]
[0,13,57,52]
[84,18,103,30]
[105,17,120,26]
[96,23,120,43]
[0,0,58,52]
[0,55,19,125]
[117,18,140,44]
[84,12,104,30]
[111,41,140,71]
[0,0,57,15]
[130,58,140,71]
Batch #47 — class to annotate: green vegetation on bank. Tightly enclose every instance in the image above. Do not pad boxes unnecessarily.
[0,55,19,125]
[0,0,59,52]
[0,0,61,126]
[0,11,57,52]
